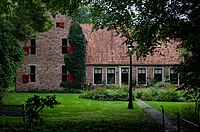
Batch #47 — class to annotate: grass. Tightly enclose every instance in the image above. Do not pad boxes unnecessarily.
[145,101,195,120]
[145,101,199,131]
[0,93,162,132]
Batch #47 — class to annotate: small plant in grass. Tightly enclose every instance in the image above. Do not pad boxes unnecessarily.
[25,95,60,128]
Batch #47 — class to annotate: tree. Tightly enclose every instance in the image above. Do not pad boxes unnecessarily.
[61,20,86,90]
[0,0,53,93]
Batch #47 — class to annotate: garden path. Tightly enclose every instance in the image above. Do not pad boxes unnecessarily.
[135,99,179,132]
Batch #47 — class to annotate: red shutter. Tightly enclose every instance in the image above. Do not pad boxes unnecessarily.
[67,45,73,54]
[67,73,74,83]
[59,22,64,28]
[23,47,29,55]
[22,75,29,83]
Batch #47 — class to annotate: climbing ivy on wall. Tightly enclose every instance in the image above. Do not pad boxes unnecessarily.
[61,20,86,90]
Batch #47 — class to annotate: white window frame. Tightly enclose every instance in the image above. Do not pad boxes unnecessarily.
[106,67,116,85]
[153,67,164,82]
[61,65,67,82]
[61,38,68,54]
[93,67,103,85]
[27,64,37,83]
[30,38,37,55]
[136,67,147,85]
[119,66,130,86]
[169,67,179,85]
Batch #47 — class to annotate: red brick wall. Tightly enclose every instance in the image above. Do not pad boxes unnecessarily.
[16,15,71,91]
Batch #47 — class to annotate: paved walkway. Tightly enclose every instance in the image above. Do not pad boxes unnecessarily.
[135,99,179,132]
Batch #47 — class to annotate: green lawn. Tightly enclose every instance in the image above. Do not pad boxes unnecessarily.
[0,93,162,132]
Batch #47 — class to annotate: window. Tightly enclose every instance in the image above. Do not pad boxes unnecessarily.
[107,68,115,84]
[62,65,67,82]
[170,68,178,84]
[30,39,36,55]
[56,22,64,28]
[121,68,129,85]
[154,68,163,82]
[94,68,102,84]
[138,68,146,85]
[30,66,36,82]
[62,38,67,54]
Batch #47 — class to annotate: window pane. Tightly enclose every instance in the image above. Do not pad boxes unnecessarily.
[121,68,128,73]
[94,74,102,84]
[30,75,35,82]
[62,75,67,82]
[62,38,67,54]
[107,74,115,84]
[107,68,115,84]
[170,74,178,84]
[62,38,67,46]
[154,74,162,82]
[94,68,102,73]
[154,68,162,74]
[107,68,115,73]
[94,68,102,84]
[62,66,67,82]
[30,39,36,55]
[30,66,35,74]
[154,68,162,82]
[62,46,67,54]
[56,22,60,27]
[62,66,67,73]
[138,68,146,84]
[31,47,36,54]
[170,69,176,74]
[170,69,178,84]
[31,39,36,46]
[138,68,146,74]
[138,74,146,84]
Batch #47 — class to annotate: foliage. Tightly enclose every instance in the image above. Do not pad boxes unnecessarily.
[73,5,93,24]
[134,88,185,102]
[154,82,168,88]
[25,95,60,128]
[42,0,82,16]
[147,78,157,87]
[79,86,130,101]
[62,20,86,90]
[0,0,53,93]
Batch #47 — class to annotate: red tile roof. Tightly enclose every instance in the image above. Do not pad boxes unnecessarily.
[81,24,181,65]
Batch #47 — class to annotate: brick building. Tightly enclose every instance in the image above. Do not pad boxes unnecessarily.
[16,15,180,92]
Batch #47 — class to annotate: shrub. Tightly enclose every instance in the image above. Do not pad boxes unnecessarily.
[154,81,167,88]
[61,20,86,90]
[134,88,185,102]
[79,86,129,101]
